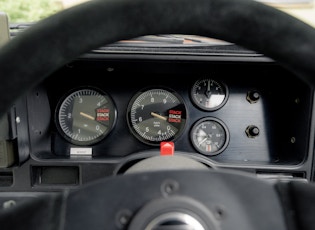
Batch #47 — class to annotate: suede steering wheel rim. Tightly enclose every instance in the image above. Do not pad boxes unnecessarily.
[0,0,315,116]
[0,0,315,229]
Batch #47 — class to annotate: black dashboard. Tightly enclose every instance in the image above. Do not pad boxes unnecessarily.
[1,50,313,191]
[2,1,315,229]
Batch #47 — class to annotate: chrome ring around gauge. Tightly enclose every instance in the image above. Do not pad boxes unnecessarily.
[55,87,117,145]
[191,78,228,111]
[190,117,229,156]
[127,88,187,146]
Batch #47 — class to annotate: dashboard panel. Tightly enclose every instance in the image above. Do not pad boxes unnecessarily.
[24,57,312,171]
[1,1,315,228]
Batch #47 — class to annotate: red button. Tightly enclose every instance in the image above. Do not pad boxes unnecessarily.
[160,142,174,156]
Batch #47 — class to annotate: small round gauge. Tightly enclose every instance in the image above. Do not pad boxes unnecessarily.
[190,117,229,156]
[127,88,187,146]
[191,78,228,111]
[55,87,117,145]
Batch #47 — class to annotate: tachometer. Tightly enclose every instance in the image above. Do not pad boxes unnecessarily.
[55,87,117,145]
[127,88,187,146]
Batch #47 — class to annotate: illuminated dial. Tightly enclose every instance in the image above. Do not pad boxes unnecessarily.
[127,88,187,146]
[191,78,228,111]
[190,117,229,156]
[56,87,117,145]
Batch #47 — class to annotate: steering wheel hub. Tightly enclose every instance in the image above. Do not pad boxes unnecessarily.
[144,212,206,230]
[128,196,218,230]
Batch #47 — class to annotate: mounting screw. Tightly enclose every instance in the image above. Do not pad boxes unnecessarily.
[116,209,132,228]
[161,179,179,197]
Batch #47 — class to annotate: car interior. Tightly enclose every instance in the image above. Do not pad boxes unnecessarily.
[1,0,315,229]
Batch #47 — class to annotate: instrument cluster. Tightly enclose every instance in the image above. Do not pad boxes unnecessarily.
[26,59,311,167]
[53,78,230,156]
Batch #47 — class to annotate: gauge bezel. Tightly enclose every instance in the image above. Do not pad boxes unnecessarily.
[127,87,187,146]
[190,78,229,111]
[190,117,229,156]
[55,86,117,146]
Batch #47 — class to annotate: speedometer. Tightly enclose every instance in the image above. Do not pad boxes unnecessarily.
[127,88,187,146]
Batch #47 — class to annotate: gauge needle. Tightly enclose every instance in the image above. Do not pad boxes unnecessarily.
[205,79,211,98]
[80,112,95,120]
[198,137,208,146]
[151,112,167,121]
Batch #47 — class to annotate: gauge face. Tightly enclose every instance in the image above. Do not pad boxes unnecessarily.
[191,78,228,111]
[127,88,187,146]
[190,117,229,156]
[56,88,117,145]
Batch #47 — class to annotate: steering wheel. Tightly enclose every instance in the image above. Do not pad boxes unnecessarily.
[1,0,315,229]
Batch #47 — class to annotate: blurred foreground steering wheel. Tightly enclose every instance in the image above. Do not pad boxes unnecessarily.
[1,0,315,229]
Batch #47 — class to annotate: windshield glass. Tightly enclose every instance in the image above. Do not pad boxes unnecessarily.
[1,0,314,26]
